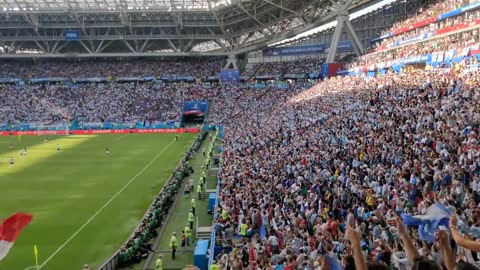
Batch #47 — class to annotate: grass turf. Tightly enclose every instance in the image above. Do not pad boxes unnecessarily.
[0,133,196,270]
[143,134,220,270]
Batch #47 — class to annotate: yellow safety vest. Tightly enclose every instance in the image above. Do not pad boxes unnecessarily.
[191,199,196,208]
[155,258,163,270]
[240,223,247,236]
[210,264,220,270]
[188,212,194,222]
[185,226,191,237]
[222,209,227,220]
[197,185,202,192]
[169,235,178,248]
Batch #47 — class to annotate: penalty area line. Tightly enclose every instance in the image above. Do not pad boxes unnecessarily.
[38,138,178,269]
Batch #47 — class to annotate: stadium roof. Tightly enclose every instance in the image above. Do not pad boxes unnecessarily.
[0,0,378,58]
[0,0,233,11]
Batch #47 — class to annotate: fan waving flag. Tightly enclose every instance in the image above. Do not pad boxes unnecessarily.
[401,203,452,242]
[0,213,33,261]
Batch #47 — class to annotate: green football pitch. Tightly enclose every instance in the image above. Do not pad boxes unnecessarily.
[0,133,196,270]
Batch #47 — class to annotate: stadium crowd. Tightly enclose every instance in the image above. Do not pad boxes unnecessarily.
[209,66,480,270]
[373,0,478,44]
[370,7,480,53]
[0,82,223,125]
[0,58,223,79]
[245,58,324,77]
[349,27,479,71]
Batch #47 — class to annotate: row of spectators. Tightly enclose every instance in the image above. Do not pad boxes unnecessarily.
[0,58,224,79]
[374,0,477,42]
[209,67,480,270]
[0,82,222,125]
[245,58,324,77]
[370,6,480,53]
[347,27,479,70]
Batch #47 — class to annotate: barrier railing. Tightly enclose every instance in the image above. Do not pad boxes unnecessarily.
[97,132,204,270]
[208,127,222,268]
[207,176,221,267]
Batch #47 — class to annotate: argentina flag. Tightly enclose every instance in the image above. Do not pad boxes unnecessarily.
[401,203,452,242]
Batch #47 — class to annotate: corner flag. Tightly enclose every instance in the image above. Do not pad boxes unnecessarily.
[0,213,33,261]
[34,244,39,270]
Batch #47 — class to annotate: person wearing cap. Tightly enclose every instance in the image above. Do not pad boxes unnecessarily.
[155,254,163,270]
[169,232,178,260]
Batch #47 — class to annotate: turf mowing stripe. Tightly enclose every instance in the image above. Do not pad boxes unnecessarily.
[38,137,178,269]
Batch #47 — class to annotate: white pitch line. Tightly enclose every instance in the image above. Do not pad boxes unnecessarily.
[113,133,130,142]
[38,138,178,269]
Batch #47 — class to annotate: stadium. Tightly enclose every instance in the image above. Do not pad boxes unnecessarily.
[0,0,480,269]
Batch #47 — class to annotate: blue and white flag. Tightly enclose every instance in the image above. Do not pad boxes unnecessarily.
[401,203,452,242]
[325,253,343,270]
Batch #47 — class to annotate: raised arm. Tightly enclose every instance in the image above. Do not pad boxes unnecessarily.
[450,214,480,252]
[396,216,420,264]
[346,225,367,270]
[437,230,456,270]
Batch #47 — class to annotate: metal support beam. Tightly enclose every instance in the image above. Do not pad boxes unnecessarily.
[206,0,226,35]
[184,39,194,52]
[79,40,93,54]
[326,14,345,63]
[96,40,114,53]
[326,0,364,63]
[236,3,265,28]
[345,20,365,55]
[33,40,47,53]
[53,41,69,53]
[139,40,150,53]
[263,0,297,14]
[224,53,238,69]
[167,39,179,52]
[122,40,136,53]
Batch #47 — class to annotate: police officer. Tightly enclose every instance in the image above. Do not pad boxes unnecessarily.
[188,210,194,230]
[197,183,202,200]
[184,223,191,247]
[191,197,196,215]
[169,232,178,260]
[155,254,163,270]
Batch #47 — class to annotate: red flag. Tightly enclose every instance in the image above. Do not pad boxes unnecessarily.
[0,213,33,261]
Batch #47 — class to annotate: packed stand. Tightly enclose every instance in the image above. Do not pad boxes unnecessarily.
[244,58,324,77]
[0,82,221,125]
[371,7,480,53]
[209,68,480,270]
[347,27,479,71]
[0,58,224,79]
[373,0,477,44]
